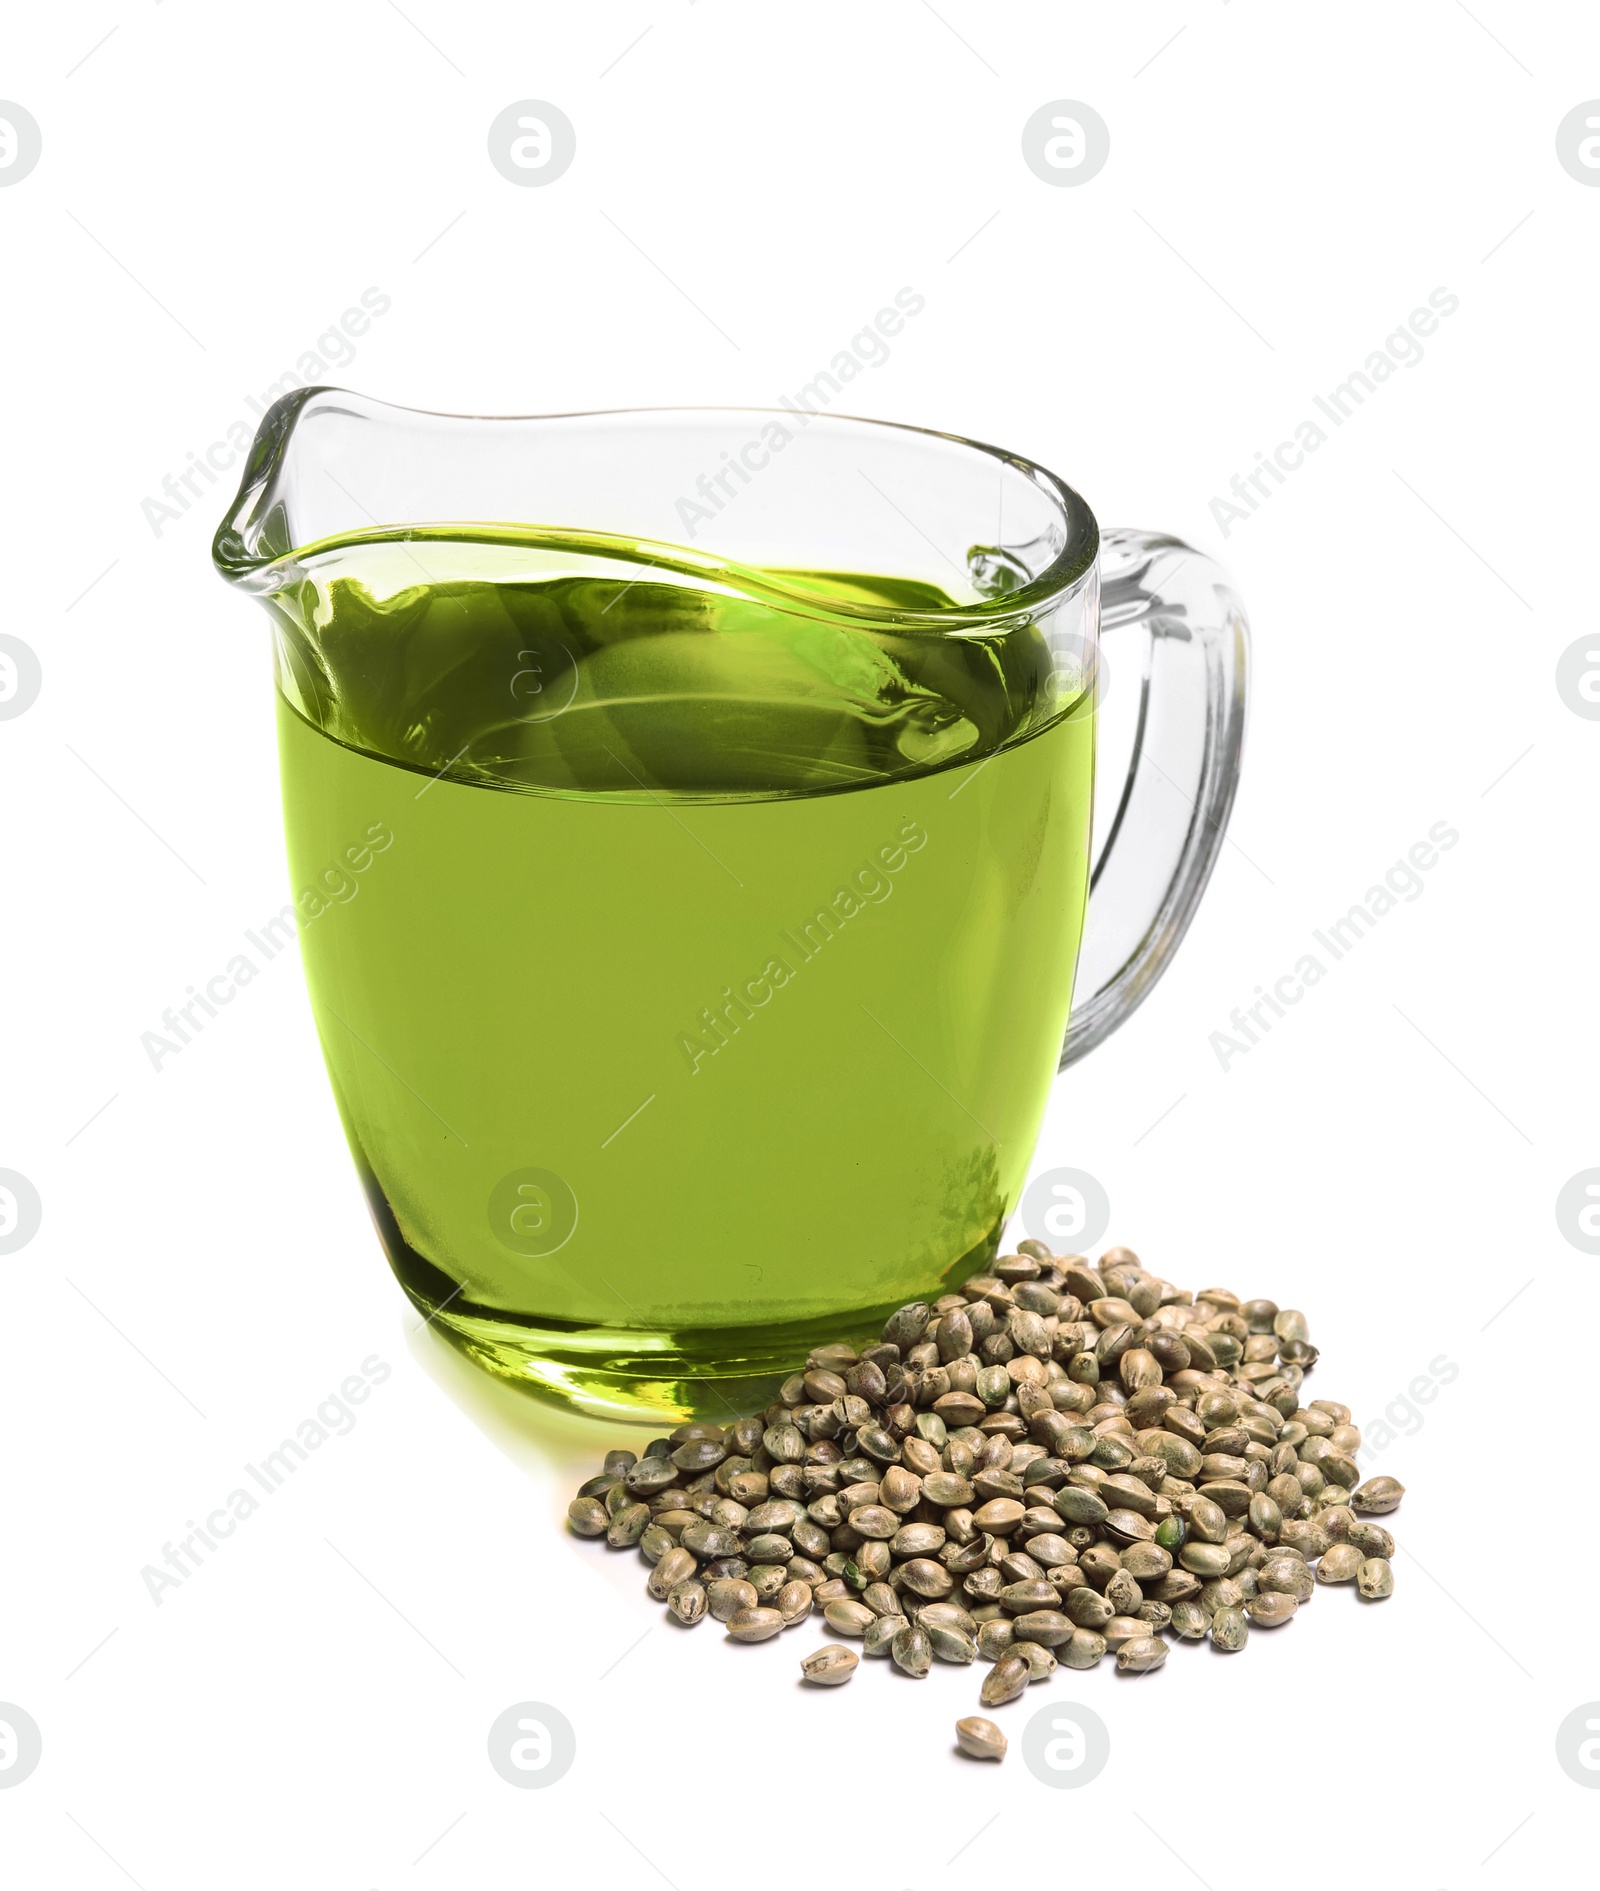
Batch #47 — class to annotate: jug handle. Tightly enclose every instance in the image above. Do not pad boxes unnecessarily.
[1060,527,1250,1067]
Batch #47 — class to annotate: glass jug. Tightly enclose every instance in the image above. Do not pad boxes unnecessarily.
[214,393,1248,1420]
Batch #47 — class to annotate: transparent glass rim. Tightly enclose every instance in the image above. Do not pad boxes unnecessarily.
[212,391,1101,631]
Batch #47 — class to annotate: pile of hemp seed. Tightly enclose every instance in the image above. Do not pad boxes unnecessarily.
[567,1242,1402,1762]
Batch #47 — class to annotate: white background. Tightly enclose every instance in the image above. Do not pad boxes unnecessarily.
[3,3,1596,1885]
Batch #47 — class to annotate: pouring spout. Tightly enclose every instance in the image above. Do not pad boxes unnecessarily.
[211,386,334,592]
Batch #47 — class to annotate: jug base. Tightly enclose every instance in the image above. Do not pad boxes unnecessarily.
[371,1172,999,1423]
[399,1283,916,1425]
